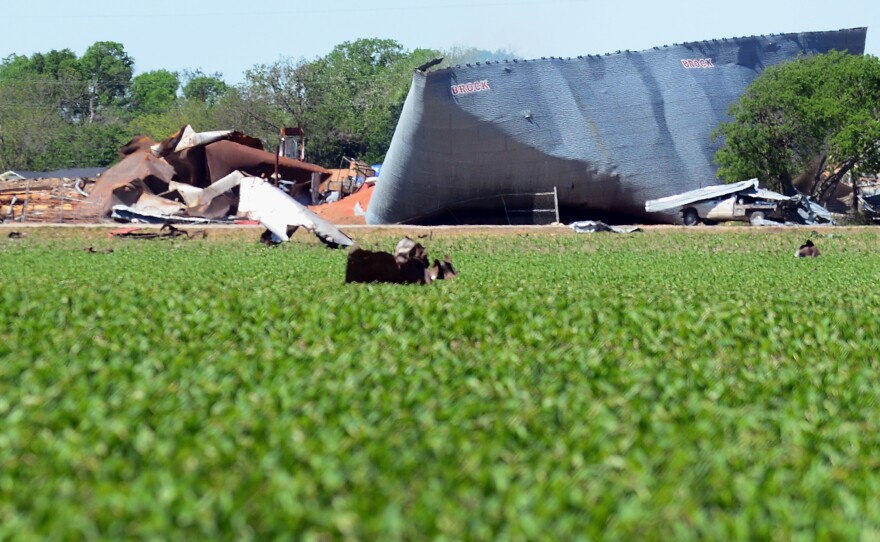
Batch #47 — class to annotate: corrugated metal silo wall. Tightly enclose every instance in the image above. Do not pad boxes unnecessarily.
[367,28,867,224]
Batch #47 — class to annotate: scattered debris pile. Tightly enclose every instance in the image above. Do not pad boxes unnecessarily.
[345,237,457,284]
[1,177,95,223]
[310,183,375,225]
[109,224,208,240]
[172,170,353,247]
[77,125,352,247]
[857,181,880,220]
[570,220,642,234]
[81,125,325,218]
[321,157,377,203]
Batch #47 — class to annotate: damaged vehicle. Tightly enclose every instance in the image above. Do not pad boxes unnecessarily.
[645,179,834,226]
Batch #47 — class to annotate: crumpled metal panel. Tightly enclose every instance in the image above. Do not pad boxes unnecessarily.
[799,198,834,224]
[237,175,353,247]
[80,152,175,219]
[84,126,333,221]
[81,125,342,234]
[203,140,329,185]
[129,191,186,215]
[570,220,642,233]
[110,206,213,224]
[169,170,243,209]
[750,188,794,202]
[169,170,353,247]
[119,135,157,157]
[645,179,758,212]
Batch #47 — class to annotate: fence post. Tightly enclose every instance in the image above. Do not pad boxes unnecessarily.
[501,194,511,225]
[21,178,30,222]
[310,172,321,205]
[553,186,560,224]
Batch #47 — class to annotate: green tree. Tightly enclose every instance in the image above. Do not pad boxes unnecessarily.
[33,123,131,169]
[130,70,180,114]
[236,38,441,167]
[127,69,233,142]
[233,57,312,146]
[0,73,65,170]
[0,49,81,82]
[79,41,134,123]
[181,70,229,105]
[128,99,223,143]
[0,43,136,170]
[307,38,439,165]
[713,50,880,204]
[131,70,179,116]
[0,50,87,123]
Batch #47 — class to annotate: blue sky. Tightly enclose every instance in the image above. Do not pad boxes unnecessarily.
[2,0,877,83]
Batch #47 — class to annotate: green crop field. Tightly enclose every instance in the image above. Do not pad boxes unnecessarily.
[2,225,880,541]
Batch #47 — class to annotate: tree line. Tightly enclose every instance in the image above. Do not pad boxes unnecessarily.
[0,39,514,172]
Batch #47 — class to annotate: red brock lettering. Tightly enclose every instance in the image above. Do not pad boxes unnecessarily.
[451,79,492,96]
[681,58,715,69]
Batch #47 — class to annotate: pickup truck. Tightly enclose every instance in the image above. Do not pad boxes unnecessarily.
[645,178,833,226]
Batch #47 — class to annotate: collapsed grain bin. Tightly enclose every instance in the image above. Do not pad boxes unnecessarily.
[367,28,868,225]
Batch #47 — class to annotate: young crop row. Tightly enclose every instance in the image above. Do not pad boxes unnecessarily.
[1,228,880,540]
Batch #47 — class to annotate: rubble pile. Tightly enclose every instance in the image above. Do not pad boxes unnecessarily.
[81,125,352,247]
[0,125,358,246]
[79,125,323,219]
[1,177,95,223]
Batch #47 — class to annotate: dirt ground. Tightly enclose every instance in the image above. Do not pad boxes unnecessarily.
[0,222,850,243]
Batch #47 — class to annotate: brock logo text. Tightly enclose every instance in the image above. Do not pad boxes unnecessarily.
[451,80,491,96]
[681,58,715,69]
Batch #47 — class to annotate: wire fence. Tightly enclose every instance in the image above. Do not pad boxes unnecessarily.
[437,187,560,226]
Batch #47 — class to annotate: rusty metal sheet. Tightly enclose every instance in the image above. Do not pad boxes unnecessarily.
[153,125,264,157]
[119,135,157,157]
[189,194,234,219]
[78,126,332,223]
[204,140,329,185]
[79,152,175,219]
